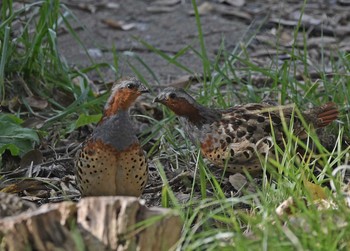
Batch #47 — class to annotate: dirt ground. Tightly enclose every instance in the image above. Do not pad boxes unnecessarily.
[58,0,249,83]
[58,0,350,84]
[2,0,350,208]
[56,0,350,207]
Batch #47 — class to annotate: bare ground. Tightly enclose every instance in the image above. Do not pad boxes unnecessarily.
[1,0,350,208]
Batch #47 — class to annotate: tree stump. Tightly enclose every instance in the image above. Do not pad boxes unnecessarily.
[0,193,182,251]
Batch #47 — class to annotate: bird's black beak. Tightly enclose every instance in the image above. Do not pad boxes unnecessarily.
[139,84,149,93]
[153,93,167,103]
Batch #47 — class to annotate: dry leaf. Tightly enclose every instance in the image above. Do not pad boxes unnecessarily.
[304,180,327,200]
[102,19,136,30]
[21,117,45,129]
[23,189,49,198]
[87,48,103,58]
[1,179,49,194]
[105,3,120,9]
[24,96,48,110]
[77,3,97,13]
[20,149,43,169]
[188,2,215,15]
[216,5,252,21]
[52,87,75,107]
[74,2,119,13]
[229,173,247,191]
[229,173,256,193]
[276,196,297,217]
[152,0,180,6]
[219,0,245,7]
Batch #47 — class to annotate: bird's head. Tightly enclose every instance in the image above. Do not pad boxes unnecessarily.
[153,87,202,119]
[104,77,149,117]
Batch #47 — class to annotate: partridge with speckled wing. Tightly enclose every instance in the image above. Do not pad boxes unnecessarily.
[154,88,338,173]
[76,77,149,196]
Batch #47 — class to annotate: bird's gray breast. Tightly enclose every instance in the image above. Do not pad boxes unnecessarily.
[92,111,138,151]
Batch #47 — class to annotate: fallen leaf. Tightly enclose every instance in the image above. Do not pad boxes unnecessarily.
[71,2,119,13]
[229,173,247,191]
[216,5,252,21]
[20,149,43,169]
[77,3,97,13]
[229,173,256,193]
[87,48,103,58]
[219,0,245,7]
[21,117,45,129]
[106,3,120,9]
[175,192,191,203]
[276,196,297,217]
[188,2,214,15]
[23,96,48,110]
[304,180,327,200]
[52,87,75,107]
[0,179,49,193]
[102,19,136,31]
[23,189,49,198]
[152,0,180,6]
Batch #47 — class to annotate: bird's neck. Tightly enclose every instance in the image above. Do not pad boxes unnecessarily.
[104,94,130,116]
[99,101,129,125]
[182,103,220,126]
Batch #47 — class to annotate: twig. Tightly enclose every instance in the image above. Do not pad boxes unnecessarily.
[143,171,191,193]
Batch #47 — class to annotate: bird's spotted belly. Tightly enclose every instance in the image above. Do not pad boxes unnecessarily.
[76,140,148,196]
[200,136,264,174]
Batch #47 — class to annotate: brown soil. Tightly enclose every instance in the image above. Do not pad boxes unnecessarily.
[1,0,349,207]
[58,0,249,83]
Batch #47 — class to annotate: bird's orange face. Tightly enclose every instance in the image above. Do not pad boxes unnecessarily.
[158,96,196,117]
[153,88,201,119]
[104,78,148,117]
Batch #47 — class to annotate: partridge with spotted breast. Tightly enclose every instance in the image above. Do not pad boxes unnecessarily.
[76,77,149,196]
[154,87,339,173]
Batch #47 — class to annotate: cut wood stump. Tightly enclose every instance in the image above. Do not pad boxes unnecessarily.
[0,193,182,251]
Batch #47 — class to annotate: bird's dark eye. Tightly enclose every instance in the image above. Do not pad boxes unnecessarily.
[169,93,176,99]
[127,83,136,89]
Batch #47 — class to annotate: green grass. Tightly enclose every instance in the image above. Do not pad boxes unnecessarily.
[140,1,350,250]
[0,0,119,156]
[1,0,350,250]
